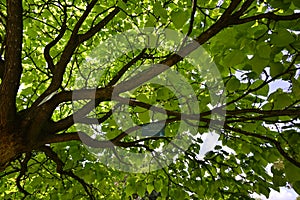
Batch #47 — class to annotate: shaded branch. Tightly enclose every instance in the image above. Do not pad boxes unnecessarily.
[41,131,113,148]
[0,0,23,125]
[72,0,98,34]
[25,87,113,144]
[226,55,300,106]
[232,0,255,17]
[76,109,114,124]
[32,3,119,108]
[111,1,245,94]
[226,108,300,117]
[233,12,300,24]
[48,88,114,133]
[0,57,4,79]
[107,48,146,86]
[16,153,32,196]
[43,5,67,73]
[40,146,95,199]
[186,0,197,37]
[224,124,300,168]
[78,7,120,42]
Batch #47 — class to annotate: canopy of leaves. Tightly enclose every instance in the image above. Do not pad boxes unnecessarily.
[0,0,300,199]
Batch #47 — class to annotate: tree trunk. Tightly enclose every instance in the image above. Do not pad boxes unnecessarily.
[0,126,26,171]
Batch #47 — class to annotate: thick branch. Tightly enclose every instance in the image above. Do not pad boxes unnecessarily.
[32,5,120,109]
[30,0,247,139]
[0,0,23,125]
[25,87,113,144]
[41,132,114,148]
[113,0,244,94]
[0,57,4,79]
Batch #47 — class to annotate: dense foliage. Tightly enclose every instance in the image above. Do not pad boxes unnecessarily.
[0,0,300,199]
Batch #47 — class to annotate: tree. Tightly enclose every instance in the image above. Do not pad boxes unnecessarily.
[0,0,300,199]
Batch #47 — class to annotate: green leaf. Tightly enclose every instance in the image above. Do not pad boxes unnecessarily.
[271,29,295,47]
[223,50,246,66]
[125,184,136,196]
[270,62,285,77]
[154,179,163,192]
[145,15,157,27]
[117,1,127,10]
[133,106,147,112]
[156,87,170,100]
[136,182,145,197]
[138,111,150,123]
[153,2,168,19]
[258,184,270,198]
[268,0,291,10]
[292,0,300,8]
[147,184,154,194]
[273,93,292,109]
[170,10,188,29]
[285,161,300,182]
[136,93,149,103]
[292,181,300,194]
[249,55,269,74]
[292,78,300,98]
[273,174,286,187]
[226,77,241,91]
[257,43,271,59]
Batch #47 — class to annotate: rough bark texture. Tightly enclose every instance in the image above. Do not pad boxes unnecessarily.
[0,127,26,171]
[0,0,24,170]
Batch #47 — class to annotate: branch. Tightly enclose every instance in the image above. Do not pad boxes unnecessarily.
[224,124,300,168]
[226,56,300,106]
[25,87,113,144]
[111,117,180,143]
[41,132,113,148]
[43,116,180,150]
[224,0,243,15]
[111,1,245,94]
[232,0,255,17]
[0,57,4,79]
[30,0,246,140]
[32,4,120,108]
[40,146,96,199]
[16,153,32,196]
[51,7,120,91]
[0,0,23,125]
[116,96,201,120]
[233,12,300,24]
[226,108,300,117]
[78,109,114,124]
[78,7,120,42]
[43,5,67,73]
[72,0,98,34]
[186,0,197,37]
[107,48,146,86]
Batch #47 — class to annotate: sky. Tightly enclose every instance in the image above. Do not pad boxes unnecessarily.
[251,187,299,200]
